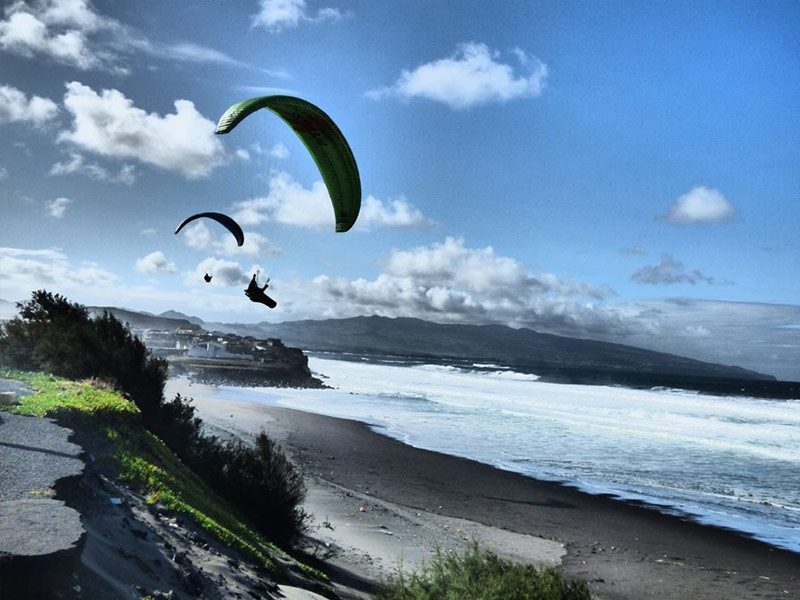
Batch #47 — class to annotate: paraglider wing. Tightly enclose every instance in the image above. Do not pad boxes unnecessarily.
[174,212,245,246]
[215,95,361,233]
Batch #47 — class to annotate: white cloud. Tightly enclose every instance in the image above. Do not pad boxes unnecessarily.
[0,0,255,74]
[0,246,67,260]
[179,221,280,258]
[0,0,122,71]
[50,151,136,184]
[184,257,254,288]
[0,166,7,179]
[135,250,176,274]
[657,186,736,225]
[0,245,118,297]
[242,141,290,160]
[0,8,89,67]
[367,42,548,110]
[140,227,156,235]
[45,196,70,218]
[251,0,345,32]
[57,81,226,178]
[0,83,58,126]
[158,42,243,66]
[631,255,722,285]
[274,237,620,336]
[269,142,289,159]
[358,195,434,230]
[232,171,431,230]
[0,246,265,324]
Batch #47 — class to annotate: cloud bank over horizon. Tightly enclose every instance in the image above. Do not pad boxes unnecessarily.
[1,238,798,380]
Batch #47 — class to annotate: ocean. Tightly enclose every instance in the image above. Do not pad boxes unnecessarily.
[181,353,800,553]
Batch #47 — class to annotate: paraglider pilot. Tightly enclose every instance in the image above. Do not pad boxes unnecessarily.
[245,273,277,308]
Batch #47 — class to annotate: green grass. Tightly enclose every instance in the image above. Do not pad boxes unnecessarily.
[1,368,324,581]
[3,369,137,418]
[377,544,591,600]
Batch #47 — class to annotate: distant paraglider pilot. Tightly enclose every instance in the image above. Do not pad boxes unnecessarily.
[204,273,212,283]
[245,273,276,309]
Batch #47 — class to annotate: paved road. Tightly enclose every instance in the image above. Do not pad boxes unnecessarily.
[0,379,87,596]
[0,410,85,501]
[0,378,33,400]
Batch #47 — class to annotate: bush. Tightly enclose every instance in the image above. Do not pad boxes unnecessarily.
[187,432,307,546]
[0,290,167,428]
[378,544,591,600]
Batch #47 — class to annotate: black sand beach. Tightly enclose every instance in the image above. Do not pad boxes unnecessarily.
[177,384,800,600]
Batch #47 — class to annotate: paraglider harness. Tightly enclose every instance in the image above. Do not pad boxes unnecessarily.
[245,273,277,309]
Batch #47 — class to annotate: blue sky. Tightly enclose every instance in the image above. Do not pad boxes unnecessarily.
[1,0,798,379]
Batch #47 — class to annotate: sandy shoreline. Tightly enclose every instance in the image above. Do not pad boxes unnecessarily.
[169,380,800,600]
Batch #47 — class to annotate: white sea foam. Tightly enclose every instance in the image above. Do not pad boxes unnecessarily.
[193,356,800,553]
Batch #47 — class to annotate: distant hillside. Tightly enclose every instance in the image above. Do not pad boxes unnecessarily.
[209,315,772,382]
[158,310,205,326]
[87,306,200,332]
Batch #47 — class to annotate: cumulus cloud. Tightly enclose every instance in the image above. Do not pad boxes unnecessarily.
[50,151,136,184]
[135,250,176,274]
[45,196,70,218]
[0,245,118,295]
[631,255,721,285]
[0,0,258,74]
[275,237,622,337]
[657,186,736,225]
[179,222,280,258]
[0,0,118,70]
[232,171,431,230]
[367,42,548,110]
[0,83,58,126]
[251,0,345,32]
[184,257,253,288]
[57,81,226,178]
[358,195,433,230]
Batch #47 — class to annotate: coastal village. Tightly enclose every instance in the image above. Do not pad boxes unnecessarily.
[133,322,324,388]
[141,322,284,361]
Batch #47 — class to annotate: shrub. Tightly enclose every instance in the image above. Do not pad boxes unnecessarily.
[377,544,591,600]
[187,432,307,546]
[0,290,167,427]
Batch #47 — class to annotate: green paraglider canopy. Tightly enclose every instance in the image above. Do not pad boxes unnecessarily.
[215,95,361,233]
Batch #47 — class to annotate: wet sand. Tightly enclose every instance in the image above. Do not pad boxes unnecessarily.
[171,381,800,600]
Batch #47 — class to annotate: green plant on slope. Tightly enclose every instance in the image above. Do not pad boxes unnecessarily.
[377,543,591,600]
[1,370,323,580]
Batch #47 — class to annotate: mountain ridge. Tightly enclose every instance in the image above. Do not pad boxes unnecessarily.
[204,314,772,382]
[3,299,790,389]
